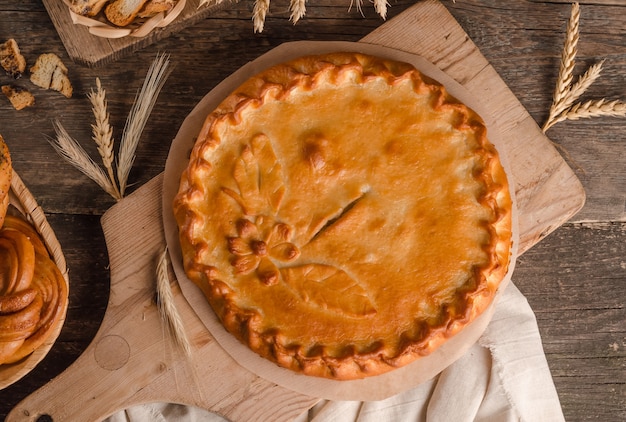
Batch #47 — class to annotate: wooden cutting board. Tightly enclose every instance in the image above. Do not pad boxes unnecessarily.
[7,1,585,421]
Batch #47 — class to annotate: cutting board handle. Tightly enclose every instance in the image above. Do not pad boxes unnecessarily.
[7,175,317,421]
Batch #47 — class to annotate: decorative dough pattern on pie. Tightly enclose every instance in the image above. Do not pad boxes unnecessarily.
[174,52,513,380]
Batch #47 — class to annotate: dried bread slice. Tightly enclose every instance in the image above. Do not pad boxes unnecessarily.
[68,0,110,16]
[0,39,27,79]
[105,0,149,26]
[138,0,176,18]
[29,53,73,99]
[2,85,35,110]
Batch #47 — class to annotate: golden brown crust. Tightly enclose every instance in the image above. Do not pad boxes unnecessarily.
[0,136,11,229]
[3,251,68,364]
[2,85,35,110]
[29,53,73,99]
[0,214,68,365]
[174,52,513,379]
[0,39,26,79]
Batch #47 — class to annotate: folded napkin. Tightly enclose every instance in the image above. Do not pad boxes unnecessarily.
[107,282,564,422]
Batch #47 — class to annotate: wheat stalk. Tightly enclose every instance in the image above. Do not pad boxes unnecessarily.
[542,2,625,132]
[552,99,626,127]
[117,53,172,197]
[373,0,389,20]
[543,60,606,131]
[561,59,604,108]
[50,54,172,200]
[49,120,121,200]
[156,247,192,356]
[544,2,580,131]
[253,0,270,33]
[543,59,605,131]
[348,0,365,17]
[232,0,390,32]
[197,0,224,7]
[88,77,121,200]
[289,0,306,24]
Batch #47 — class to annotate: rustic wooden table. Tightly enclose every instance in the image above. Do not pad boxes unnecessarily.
[0,0,624,420]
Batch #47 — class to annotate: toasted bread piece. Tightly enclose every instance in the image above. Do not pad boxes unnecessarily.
[138,0,176,18]
[30,53,73,99]
[0,39,27,79]
[105,0,149,26]
[68,0,110,16]
[2,85,35,110]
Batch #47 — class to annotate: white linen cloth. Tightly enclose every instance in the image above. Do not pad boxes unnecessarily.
[106,282,564,422]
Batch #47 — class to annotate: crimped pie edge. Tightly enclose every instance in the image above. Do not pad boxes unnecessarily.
[173,52,513,380]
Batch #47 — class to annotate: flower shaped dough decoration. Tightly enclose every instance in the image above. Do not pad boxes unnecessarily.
[227,216,300,286]
[221,134,376,318]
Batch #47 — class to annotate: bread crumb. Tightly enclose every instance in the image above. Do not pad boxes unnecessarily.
[30,53,73,98]
[0,39,27,79]
[2,85,35,110]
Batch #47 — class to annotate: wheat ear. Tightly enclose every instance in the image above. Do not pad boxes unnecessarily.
[374,0,389,20]
[253,0,270,33]
[88,77,121,200]
[49,120,121,200]
[117,53,172,197]
[553,99,626,126]
[562,59,604,107]
[289,0,306,24]
[543,60,605,131]
[544,2,579,130]
[156,247,192,356]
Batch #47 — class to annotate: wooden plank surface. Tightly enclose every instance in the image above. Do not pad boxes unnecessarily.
[529,0,626,5]
[7,2,587,418]
[0,0,624,421]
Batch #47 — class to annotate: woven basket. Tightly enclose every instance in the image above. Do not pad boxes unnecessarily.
[64,0,186,39]
[0,170,70,390]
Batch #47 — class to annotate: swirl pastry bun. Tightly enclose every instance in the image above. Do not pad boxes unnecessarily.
[0,136,11,228]
[0,137,68,366]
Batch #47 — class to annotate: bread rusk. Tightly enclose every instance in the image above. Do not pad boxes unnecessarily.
[2,85,35,110]
[105,0,149,27]
[137,0,176,18]
[68,0,110,17]
[29,53,73,99]
[0,39,26,79]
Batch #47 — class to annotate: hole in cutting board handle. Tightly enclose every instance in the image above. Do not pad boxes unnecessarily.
[36,415,52,422]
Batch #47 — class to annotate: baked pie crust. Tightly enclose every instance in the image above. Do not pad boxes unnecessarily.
[173,52,513,380]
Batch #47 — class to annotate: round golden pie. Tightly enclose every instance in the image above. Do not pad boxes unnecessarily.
[173,52,513,380]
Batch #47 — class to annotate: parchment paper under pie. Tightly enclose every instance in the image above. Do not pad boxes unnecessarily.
[162,41,519,401]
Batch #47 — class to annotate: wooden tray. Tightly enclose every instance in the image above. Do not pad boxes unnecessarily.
[42,0,237,67]
[7,1,585,420]
[0,170,69,390]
